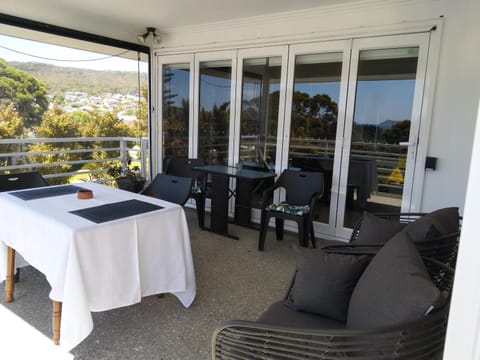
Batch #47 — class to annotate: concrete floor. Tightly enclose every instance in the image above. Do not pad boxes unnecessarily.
[1,209,302,359]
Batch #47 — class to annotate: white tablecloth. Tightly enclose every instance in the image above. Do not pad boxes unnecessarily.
[0,182,196,350]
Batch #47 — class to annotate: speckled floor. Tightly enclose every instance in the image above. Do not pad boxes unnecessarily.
[1,209,304,360]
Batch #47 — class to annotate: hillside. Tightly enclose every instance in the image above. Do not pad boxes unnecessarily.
[8,61,144,95]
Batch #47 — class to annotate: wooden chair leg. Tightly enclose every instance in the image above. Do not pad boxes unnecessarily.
[5,246,15,303]
[52,301,62,345]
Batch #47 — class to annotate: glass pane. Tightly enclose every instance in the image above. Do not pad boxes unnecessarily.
[198,60,232,165]
[239,56,282,207]
[288,52,343,224]
[239,57,281,166]
[162,63,190,161]
[343,47,419,228]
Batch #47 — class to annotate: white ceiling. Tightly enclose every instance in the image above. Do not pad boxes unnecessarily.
[2,0,360,45]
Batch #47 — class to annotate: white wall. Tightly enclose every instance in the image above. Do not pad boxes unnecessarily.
[155,0,480,215]
[443,97,480,359]
[421,0,480,213]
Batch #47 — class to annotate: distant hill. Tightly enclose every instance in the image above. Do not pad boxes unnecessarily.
[378,120,399,129]
[8,61,144,96]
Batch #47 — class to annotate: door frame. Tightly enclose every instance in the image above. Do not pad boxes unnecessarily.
[283,40,352,238]
[335,32,431,239]
[155,53,195,173]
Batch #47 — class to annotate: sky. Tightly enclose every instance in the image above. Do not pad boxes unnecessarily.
[0,34,147,72]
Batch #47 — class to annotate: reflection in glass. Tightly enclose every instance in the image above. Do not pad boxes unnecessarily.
[239,57,282,208]
[288,52,343,224]
[344,47,419,228]
[162,63,190,161]
[239,57,281,167]
[198,60,232,165]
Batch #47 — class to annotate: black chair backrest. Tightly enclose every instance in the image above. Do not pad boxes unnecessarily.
[141,173,193,205]
[0,171,48,192]
[274,169,324,206]
[166,158,205,179]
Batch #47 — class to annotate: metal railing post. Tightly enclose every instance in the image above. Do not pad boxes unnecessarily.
[140,137,148,178]
[120,138,128,175]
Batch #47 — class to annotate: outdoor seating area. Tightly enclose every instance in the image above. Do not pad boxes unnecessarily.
[212,207,460,360]
[0,166,461,359]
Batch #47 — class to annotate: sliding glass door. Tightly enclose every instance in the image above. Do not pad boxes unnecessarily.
[156,32,432,239]
[195,51,236,166]
[233,46,288,209]
[283,41,350,236]
[337,34,429,239]
[157,54,194,171]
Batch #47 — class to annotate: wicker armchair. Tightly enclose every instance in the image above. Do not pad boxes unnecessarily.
[212,255,454,360]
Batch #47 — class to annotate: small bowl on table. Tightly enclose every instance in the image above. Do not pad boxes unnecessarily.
[77,189,93,199]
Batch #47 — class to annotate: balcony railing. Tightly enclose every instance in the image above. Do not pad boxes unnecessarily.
[0,137,149,183]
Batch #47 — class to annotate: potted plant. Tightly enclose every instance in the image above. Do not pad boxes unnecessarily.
[107,161,146,193]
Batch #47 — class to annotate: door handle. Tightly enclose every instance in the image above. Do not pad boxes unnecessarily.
[399,142,415,146]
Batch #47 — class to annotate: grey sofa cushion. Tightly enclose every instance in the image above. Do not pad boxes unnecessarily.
[354,212,406,244]
[258,300,345,329]
[347,231,444,329]
[288,247,369,322]
[406,207,459,242]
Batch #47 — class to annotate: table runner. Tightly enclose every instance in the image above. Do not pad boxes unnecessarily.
[10,184,85,200]
[70,199,163,223]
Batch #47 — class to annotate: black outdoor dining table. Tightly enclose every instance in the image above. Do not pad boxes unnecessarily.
[194,164,276,239]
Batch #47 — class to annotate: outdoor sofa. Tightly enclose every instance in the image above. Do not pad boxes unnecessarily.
[212,208,459,359]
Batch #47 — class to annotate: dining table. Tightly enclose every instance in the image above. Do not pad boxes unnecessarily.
[194,164,276,239]
[0,182,196,351]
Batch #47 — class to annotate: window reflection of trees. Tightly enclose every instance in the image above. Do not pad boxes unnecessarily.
[162,67,189,159]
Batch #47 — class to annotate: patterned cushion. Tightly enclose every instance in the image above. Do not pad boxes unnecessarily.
[191,186,203,194]
[266,202,310,216]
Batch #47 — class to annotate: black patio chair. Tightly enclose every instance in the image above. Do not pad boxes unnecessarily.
[0,171,48,192]
[258,169,324,251]
[165,157,207,228]
[140,173,193,206]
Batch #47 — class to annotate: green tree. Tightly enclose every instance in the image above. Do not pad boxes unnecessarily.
[0,58,49,128]
[290,91,338,141]
[382,120,411,144]
[0,104,25,166]
[132,86,148,138]
[28,107,82,184]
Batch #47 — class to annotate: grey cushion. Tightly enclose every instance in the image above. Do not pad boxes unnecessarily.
[406,207,459,242]
[355,212,406,244]
[288,247,369,322]
[258,300,345,329]
[347,232,444,329]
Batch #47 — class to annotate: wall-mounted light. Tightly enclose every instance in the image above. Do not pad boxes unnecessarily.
[137,27,161,45]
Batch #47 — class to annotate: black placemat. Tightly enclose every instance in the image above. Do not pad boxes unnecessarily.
[70,199,163,223]
[10,185,86,200]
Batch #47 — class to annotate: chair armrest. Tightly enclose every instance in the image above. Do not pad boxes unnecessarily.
[212,310,448,360]
[260,186,276,208]
[307,190,323,210]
